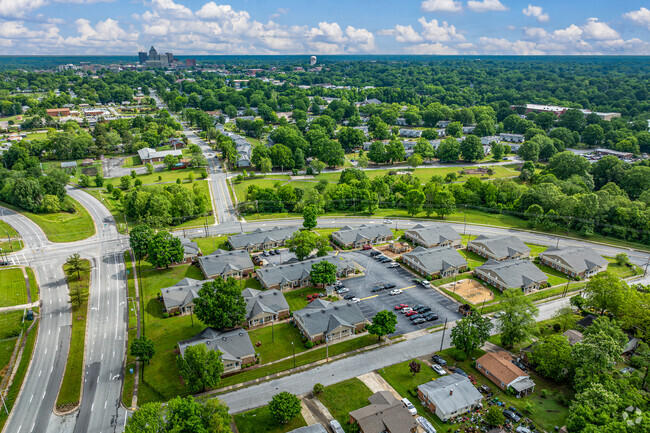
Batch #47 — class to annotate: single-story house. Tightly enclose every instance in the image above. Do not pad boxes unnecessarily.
[417,374,483,421]
[138,147,182,164]
[256,255,358,291]
[399,129,422,138]
[61,161,77,169]
[46,108,71,117]
[293,299,366,342]
[288,426,328,433]
[475,259,548,292]
[404,223,462,248]
[242,288,290,328]
[402,246,468,278]
[539,246,608,278]
[594,148,634,159]
[198,249,255,279]
[167,137,185,149]
[499,133,525,143]
[332,225,394,249]
[178,236,201,263]
[348,391,418,433]
[178,327,256,373]
[160,277,211,314]
[563,329,583,346]
[228,226,300,252]
[462,126,476,134]
[475,351,536,397]
[481,136,501,145]
[467,235,530,261]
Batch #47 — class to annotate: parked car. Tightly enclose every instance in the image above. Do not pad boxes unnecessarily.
[401,398,417,416]
[401,307,413,314]
[452,367,468,377]
[350,297,361,303]
[405,310,419,317]
[395,303,409,310]
[508,406,523,419]
[409,314,422,321]
[384,283,397,289]
[263,250,270,257]
[503,410,521,423]
[371,286,383,293]
[431,364,447,375]
[388,262,400,268]
[416,306,432,314]
[379,257,392,263]
[336,287,349,294]
[370,251,381,256]
[412,317,426,325]
[384,220,393,224]
[416,416,437,433]
[412,304,425,311]
[412,278,422,284]
[362,244,372,250]
[515,426,532,433]
[424,312,438,321]
[420,280,431,288]
[330,420,345,433]
[431,355,447,366]
[389,289,403,295]
[334,281,343,287]
[343,294,356,300]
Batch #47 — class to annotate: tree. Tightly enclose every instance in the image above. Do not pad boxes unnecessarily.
[124,402,165,433]
[121,175,131,190]
[41,194,60,213]
[436,137,460,162]
[460,135,484,162]
[450,313,493,357]
[310,260,337,287]
[497,289,539,348]
[285,230,331,260]
[259,157,273,176]
[302,205,318,230]
[547,151,591,180]
[409,360,421,376]
[582,124,604,147]
[94,173,104,187]
[407,153,423,169]
[79,174,91,188]
[572,332,624,384]
[553,306,577,332]
[163,154,179,170]
[485,406,505,427]
[406,188,425,216]
[367,310,398,340]
[491,142,504,161]
[165,396,231,433]
[582,271,630,316]
[194,278,246,329]
[176,344,224,393]
[147,231,185,268]
[631,341,650,387]
[130,336,155,376]
[518,140,540,162]
[583,316,627,347]
[615,253,630,267]
[146,163,154,174]
[311,159,326,174]
[431,188,456,218]
[129,224,154,262]
[445,121,462,137]
[529,334,573,380]
[269,392,302,424]
[65,253,88,281]
[68,285,89,310]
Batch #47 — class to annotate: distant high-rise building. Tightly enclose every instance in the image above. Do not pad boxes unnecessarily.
[148,46,160,61]
[138,52,147,64]
[165,52,174,64]
[185,58,196,67]
[310,56,317,66]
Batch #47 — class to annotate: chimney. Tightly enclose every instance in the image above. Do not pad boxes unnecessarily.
[449,389,453,396]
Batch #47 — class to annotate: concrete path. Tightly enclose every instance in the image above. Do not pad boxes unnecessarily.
[358,372,402,400]
[0,301,39,313]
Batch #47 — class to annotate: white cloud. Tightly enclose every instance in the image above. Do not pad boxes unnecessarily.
[552,24,582,42]
[478,36,545,54]
[0,0,47,17]
[522,27,549,40]
[405,42,458,54]
[307,22,346,43]
[151,0,192,18]
[467,0,508,13]
[624,7,650,30]
[418,17,464,42]
[345,26,376,52]
[421,0,462,13]
[522,4,549,23]
[378,25,423,43]
[582,17,619,40]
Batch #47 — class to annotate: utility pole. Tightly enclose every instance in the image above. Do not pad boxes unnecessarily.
[463,204,467,235]
[326,336,330,362]
[291,341,296,368]
[189,306,194,327]
[0,389,8,415]
[439,317,448,353]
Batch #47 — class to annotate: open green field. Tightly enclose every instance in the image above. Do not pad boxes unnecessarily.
[0,220,19,238]
[57,260,90,410]
[0,311,24,379]
[284,286,326,311]
[234,404,307,433]
[606,259,644,279]
[134,167,206,185]
[193,235,230,255]
[248,323,307,364]
[40,159,104,184]
[318,378,373,433]
[0,268,28,307]
[0,198,95,243]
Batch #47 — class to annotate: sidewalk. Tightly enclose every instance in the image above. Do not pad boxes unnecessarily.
[0,300,39,313]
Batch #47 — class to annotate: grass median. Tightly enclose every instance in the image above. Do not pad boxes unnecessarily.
[56,260,90,412]
[122,251,138,407]
[0,268,28,308]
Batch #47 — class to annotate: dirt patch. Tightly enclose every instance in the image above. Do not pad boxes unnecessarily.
[81,167,98,177]
[441,278,493,304]
[374,244,411,259]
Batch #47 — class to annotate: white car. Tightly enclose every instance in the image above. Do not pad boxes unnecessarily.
[401,307,413,314]
[350,297,361,303]
[389,289,403,295]
[384,220,393,224]
[420,280,431,288]
[388,262,400,268]
[330,420,345,433]
[431,364,447,375]
[401,398,417,416]
[336,287,349,294]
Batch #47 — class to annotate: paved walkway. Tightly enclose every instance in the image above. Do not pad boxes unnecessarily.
[0,301,39,313]
[358,372,401,400]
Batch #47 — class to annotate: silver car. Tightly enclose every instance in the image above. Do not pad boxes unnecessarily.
[330,420,345,433]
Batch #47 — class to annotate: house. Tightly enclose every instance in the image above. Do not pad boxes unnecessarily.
[348,391,419,433]
[293,299,366,342]
[462,126,476,134]
[332,225,394,249]
[594,148,634,159]
[399,129,422,138]
[417,374,483,421]
[46,108,71,117]
[467,235,530,261]
[81,159,94,166]
[60,161,77,169]
[499,133,525,143]
[539,246,608,278]
[437,120,451,128]
[137,147,182,164]
[228,226,300,252]
[236,144,252,167]
[475,351,536,397]
[256,255,358,291]
[577,314,597,329]
[160,277,211,314]
[623,337,642,356]
[404,223,461,248]
[178,236,201,263]
[178,327,256,373]
[481,136,501,145]
[563,329,583,346]
[167,137,185,149]
[288,426,328,433]
[402,246,468,278]
[475,259,548,292]
[197,249,255,279]
[242,288,290,328]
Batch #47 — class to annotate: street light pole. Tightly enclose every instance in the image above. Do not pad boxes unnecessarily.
[0,390,8,415]
[439,317,448,353]
[326,336,329,362]
[291,341,295,368]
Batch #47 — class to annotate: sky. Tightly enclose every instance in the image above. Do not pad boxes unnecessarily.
[0,0,650,56]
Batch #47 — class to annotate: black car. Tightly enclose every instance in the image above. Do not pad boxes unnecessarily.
[424,312,438,321]
[409,314,421,321]
[383,283,397,289]
[503,410,521,423]
[371,286,383,293]
[452,367,468,377]
[343,294,356,300]
[370,251,381,256]
[431,355,447,366]
[508,406,523,419]
[412,304,425,311]
[412,317,426,325]
[380,257,392,263]
[417,306,432,314]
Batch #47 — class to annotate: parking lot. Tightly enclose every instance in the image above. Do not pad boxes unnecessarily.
[337,250,462,335]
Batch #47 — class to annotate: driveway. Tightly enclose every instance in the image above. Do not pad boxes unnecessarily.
[102,156,164,179]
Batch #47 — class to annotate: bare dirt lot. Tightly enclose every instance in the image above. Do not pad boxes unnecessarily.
[440,278,493,304]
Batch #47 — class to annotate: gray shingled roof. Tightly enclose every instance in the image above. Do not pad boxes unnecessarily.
[539,246,608,273]
[469,235,530,259]
[477,259,547,288]
[406,223,461,246]
[403,246,467,274]
[228,226,300,249]
[293,300,366,339]
[137,147,182,161]
[349,391,418,433]
[333,224,393,245]
[178,327,255,362]
[288,426,328,433]
[179,237,200,256]
[256,255,357,288]
[198,249,254,277]
[242,288,290,320]
[418,374,483,418]
[161,277,212,311]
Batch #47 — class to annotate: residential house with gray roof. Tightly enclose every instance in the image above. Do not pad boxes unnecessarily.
[228,226,300,252]
[402,246,468,278]
[468,235,530,261]
[288,426,328,433]
[499,133,525,143]
[293,299,367,342]
[242,288,290,328]
[475,259,547,292]
[348,391,418,433]
[198,249,255,279]
[178,236,201,263]
[178,327,256,373]
[332,225,393,249]
[539,246,608,278]
[404,224,461,248]
[417,374,483,421]
[137,147,182,164]
[161,277,211,315]
[256,255,358,291]
[399,129,422,138]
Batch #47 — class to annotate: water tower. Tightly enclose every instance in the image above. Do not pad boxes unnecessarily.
[310,56,317,66]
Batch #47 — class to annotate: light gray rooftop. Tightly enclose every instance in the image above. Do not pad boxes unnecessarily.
[137,147,182,161]
[198,249,254,277]
[160,277,212,311]
[288,425,328,433]
[540,246,608,273]
[418,373,483,416]
[256,255,357,288]
[406,223,461,246]
[332,224,393,245]
[293,299,365,338]
[469,235,530,259]
[477,259,547,288]
[228,226,300,249]
[242,288,290,319]
[403,246,467,274]
[178,327,255,362]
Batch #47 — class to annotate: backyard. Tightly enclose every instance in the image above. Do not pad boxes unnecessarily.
[234,404,307,433]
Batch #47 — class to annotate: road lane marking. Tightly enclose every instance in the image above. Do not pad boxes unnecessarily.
[360,295,377,300]
[29,394,33,403]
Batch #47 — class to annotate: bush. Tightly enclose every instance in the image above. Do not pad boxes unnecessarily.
[292,169,298,176]
[176,178,181,184]
[450,348,467,361]
[134,179,142,187]
[313,383,324,394]
[553,323,561,332]
[541,389,549,398]
[106,183,114,193]
[158,175,162,181]
[200,170,208,179]
[162,312,169,318]
[236,174,244,182]
[305,341,314,349]
[306,166,314,175]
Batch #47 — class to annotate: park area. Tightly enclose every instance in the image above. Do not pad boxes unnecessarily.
[440,279,493,304]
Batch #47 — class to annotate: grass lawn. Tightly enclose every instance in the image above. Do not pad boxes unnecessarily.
[606,259,644,279]
[248,323,306,364]
[122,155,143,167]
[122,251,137,407]
[318,378,373,433]
[0,267,28,307]
[536,263,571,287]
[526,243,549,257]
[459,248,487,269]
[0,310,24,381]
[284,286,326,311]
[0,198,95,243]
[234,404,307,433]
[57,260,90,410]
[135,167,206,185]
[194,235,230,255]
[0,220,19,238]
[0,239,23,253]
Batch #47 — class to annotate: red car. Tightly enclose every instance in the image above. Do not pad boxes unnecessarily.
[405,310,418,317]
[394,304,409,310]
[362,244,372,250]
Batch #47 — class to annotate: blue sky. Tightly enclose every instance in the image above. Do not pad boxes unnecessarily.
[0,0,649,55]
